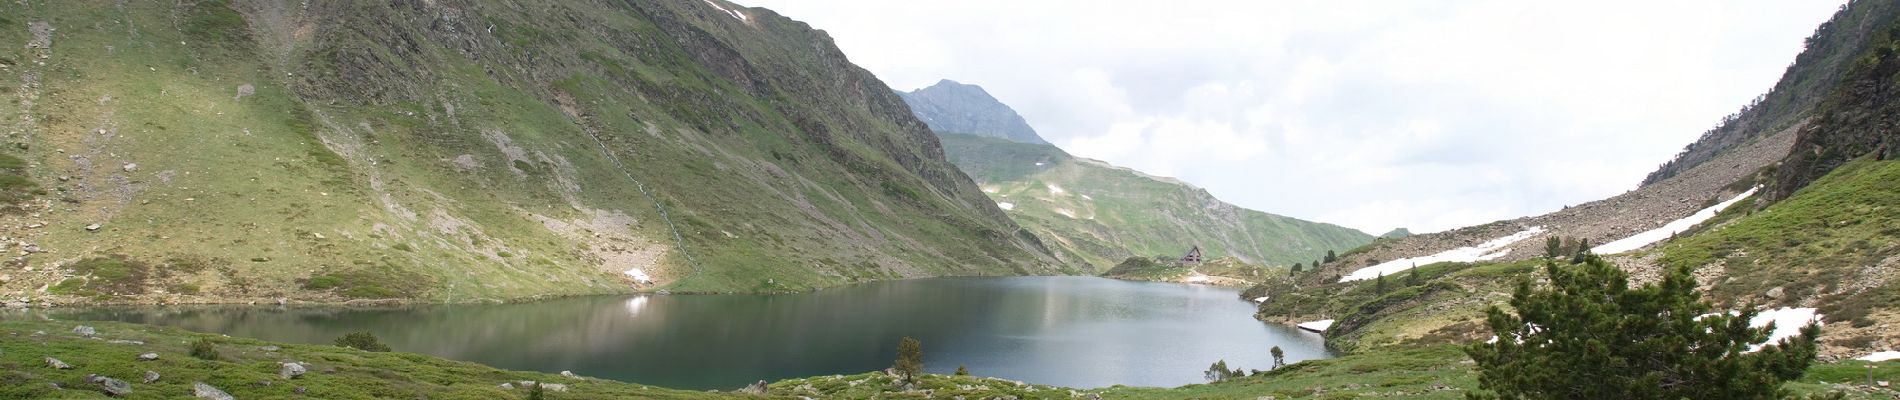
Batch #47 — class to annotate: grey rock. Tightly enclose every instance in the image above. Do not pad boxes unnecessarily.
[122,163,137,172]
[279,362,306,379]
[85,223,101,231]
[896,79,1049,145]
[738,380,769,395]
[560,370,578,378]
[73,325,95,336]
[91,375,132,397]
[541,383,568,392]
[294,387,306,394]
[193,382,234,400]
[137,353,158,361]
[500,382,514,390]
[45,357,71,369]
[142,370,159,384]
[1765,286,1785,299]
[258,345,281,352]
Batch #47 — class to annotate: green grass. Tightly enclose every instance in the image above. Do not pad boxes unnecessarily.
[1660,158,1900,326]
[0,320,732,399]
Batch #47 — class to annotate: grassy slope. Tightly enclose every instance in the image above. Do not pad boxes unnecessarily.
[1662,158,1900,329]
[937,133,1372,270]
[0,0,1064,305]
[9,320,1893,400]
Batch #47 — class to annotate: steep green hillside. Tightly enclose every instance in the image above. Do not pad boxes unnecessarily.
[0,0,1065,305]
[937,133,1372,270]
[1644,0,1900,185]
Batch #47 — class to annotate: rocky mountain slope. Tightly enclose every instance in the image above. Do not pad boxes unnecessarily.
[938,133,1372,270]
[0,0,1070,305]
[896,80,1049,145]
[1262,0,1900,359]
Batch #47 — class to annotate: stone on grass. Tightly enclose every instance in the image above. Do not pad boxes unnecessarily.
[142,371,159,384]
[193,382,235,400]
[45,357,71,369]
[541,383,568,392]
[738,380,769,395]
[500,382,514,390]
[258,345,280,352]
[138,353,159,361]
[73,325,96,336]
[561,370,578,378]
[90,375,132,397]
[279,362,306,379]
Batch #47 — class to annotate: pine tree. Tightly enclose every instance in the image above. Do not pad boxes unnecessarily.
[1570,238,1592,264]
[1270,346,1286,370]
[1204,360,1240,382]
[894,337,924,383]
[1291,262,1303,273]
[1375,272,1387,295]
[1324,250,1337,264]
[1544,236,1563,259]
[1406,265,1421,286]
[955,364,969,376]
[1466,256,1820,399]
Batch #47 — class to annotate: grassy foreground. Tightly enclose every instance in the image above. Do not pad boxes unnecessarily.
[4,319,1894,399]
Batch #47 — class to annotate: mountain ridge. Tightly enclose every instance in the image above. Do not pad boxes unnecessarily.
[897,79,1051,145]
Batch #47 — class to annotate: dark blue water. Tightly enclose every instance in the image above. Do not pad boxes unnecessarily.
[31,276,1331,390]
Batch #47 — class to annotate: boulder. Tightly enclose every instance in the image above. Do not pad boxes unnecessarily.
[73,325,95,336]
[279,362,306,379]
[45,357,72,369]
[560,370,578,378]
[193,382,234,400]
[500,382,514,390]
[137,353,159,361]
[90,375,132,397]
[142,371,159,384]
[541,383,568,392]
[738,380,769,395]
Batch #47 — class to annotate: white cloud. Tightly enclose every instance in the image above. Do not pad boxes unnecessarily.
[740,0,1847,233]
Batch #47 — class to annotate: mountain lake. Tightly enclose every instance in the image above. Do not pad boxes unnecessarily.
[13,276,1332,390]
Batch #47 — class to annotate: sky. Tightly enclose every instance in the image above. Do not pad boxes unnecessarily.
[738,0,1849,234]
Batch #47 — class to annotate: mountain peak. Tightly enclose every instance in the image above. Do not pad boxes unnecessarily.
[898,80,1050,145]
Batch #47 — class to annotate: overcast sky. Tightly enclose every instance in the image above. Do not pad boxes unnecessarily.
[739,0,1847,234]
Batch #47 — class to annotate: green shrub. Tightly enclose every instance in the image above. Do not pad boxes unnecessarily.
[335,331,391,352]
[189,338,218,360]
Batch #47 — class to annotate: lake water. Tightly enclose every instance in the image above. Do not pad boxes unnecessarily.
[29,276,1331,390]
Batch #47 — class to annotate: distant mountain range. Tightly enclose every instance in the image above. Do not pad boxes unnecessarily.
[900,81,1372,269]
[897,80,1050,145]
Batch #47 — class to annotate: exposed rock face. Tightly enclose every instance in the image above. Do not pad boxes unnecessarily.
[898,80,1050,145]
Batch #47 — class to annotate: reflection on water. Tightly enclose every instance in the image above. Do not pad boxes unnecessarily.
[20,276,1331,390]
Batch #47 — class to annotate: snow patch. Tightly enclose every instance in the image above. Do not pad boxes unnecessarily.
[1297,319,1335,332]
[1341,227,1545,282]
[1252,296,1269,303]
[623,268,652,284]
[1749,307,1821,351]
[1046,184,1066,195]
[997,202,1015,211]
[1080,194,1093,200]
[1858,351,1900,362]
[1055,208,1076,219]
[1597,187,1758,254]
[1034,162,1045,166]
[982,187,998,194]
[701,0,749,21]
